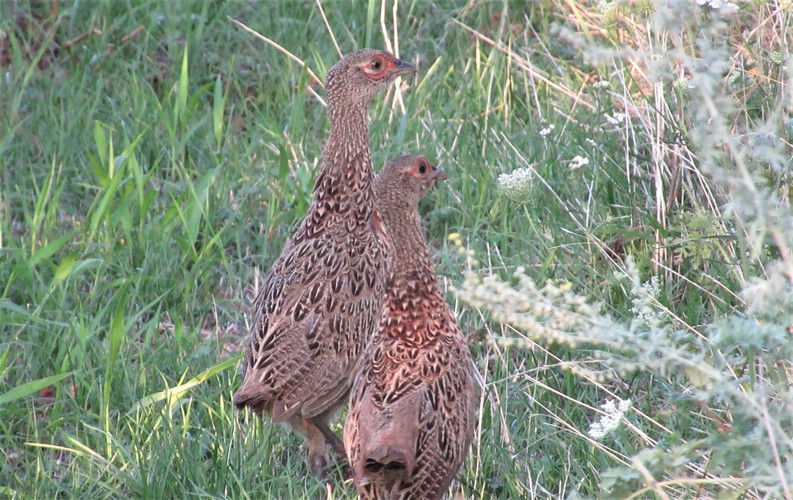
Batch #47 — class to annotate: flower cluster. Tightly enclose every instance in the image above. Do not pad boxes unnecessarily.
[453,265,616,350]
[497,167,534,200]
[696,0,739,15]
[604,112,627,126]
[569,155,590,170]
[588,398,632,439]
[630,275,663,329]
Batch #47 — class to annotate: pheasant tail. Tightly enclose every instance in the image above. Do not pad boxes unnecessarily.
[357,389,423,485]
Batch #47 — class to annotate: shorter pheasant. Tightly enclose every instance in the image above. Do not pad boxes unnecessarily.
[345,155,478,500]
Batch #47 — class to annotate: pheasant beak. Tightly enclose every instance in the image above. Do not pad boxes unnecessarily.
[391,58,416,78]
[430,168,448,182]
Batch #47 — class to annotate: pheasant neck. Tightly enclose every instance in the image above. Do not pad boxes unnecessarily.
[315,102,375,209]
[385,210,434,275]
[381,208,446,347]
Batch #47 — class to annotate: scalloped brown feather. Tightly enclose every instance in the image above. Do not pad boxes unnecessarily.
[233,50,415,476]
[345,156,478,499]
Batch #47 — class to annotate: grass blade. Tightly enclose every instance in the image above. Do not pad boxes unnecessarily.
[213,74,226,147]
[0,371,75,407]
[365,0,375,48]
[128,354,241,415]
[176,44,189,125]
[28,230,76,268]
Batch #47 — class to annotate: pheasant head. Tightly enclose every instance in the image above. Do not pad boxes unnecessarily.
[375,155,446,212]
[325,49,416,112]
[373,155,446,271]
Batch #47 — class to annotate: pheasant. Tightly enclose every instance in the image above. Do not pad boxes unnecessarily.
[345,155,478,499]
[233,50,416,476]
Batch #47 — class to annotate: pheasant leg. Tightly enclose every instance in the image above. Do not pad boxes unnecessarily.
[287,415,330,477]
[312,417,352,479]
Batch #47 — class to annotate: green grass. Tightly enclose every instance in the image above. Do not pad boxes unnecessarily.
[2,0,791,498]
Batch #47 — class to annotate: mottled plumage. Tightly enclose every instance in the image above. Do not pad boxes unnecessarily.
[345,155,478,499]
[233,50,416,475]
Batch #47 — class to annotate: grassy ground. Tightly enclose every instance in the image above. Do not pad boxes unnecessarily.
[2,0,791,498]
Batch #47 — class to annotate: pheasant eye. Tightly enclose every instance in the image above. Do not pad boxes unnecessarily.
[418,162,427,174]
[370,59,382,70]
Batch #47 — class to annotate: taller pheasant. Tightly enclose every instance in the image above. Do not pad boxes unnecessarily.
[233,50,416,475]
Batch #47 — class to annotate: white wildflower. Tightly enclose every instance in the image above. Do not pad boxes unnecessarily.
[631,276,662,328]
[539,124,555,138]
[593,80,611,89]
[588,398,632,439]
[673,76,695,92]
[597,0,618,15]
[585,138,598,148]
[569,155,590,170]
[696,0,739,15]
[604,112,627,126]
[498,167,534,199]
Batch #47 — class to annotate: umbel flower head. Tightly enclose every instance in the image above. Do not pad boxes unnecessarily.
[498,167,534,200]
